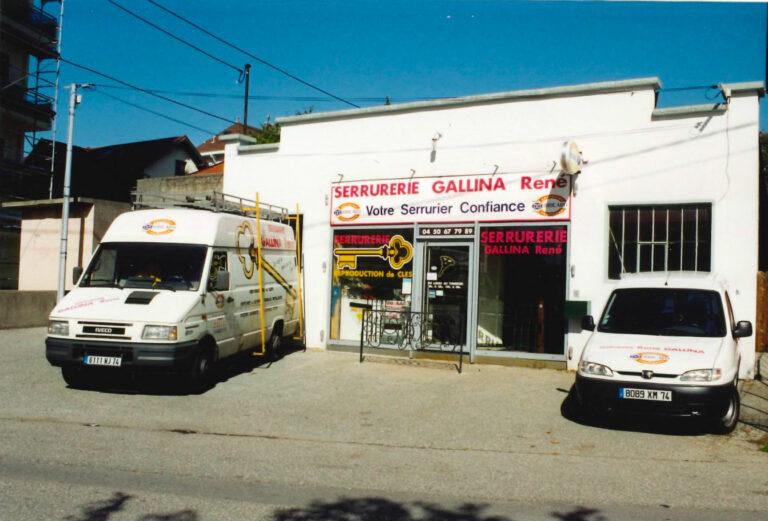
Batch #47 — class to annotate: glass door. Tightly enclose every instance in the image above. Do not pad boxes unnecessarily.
[421,243,471,350]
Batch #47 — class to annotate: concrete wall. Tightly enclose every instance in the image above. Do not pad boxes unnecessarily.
[136,174,222,199]
[0,290,56,328]
[224,81,762,378]
[17,201,130,291]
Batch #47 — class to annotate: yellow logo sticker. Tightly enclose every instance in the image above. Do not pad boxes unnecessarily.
[532,195,567,217]
[334,202,361,222]
[631,352,670,365]
[143,218,176,235]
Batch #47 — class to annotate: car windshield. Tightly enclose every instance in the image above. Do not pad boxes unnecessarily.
[80,242,207,291]
[598,288,726,337]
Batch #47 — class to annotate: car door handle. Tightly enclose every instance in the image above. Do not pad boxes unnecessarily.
[226,296,235,303]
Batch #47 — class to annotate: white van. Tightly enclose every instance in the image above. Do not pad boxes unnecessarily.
[45,207,300,389]
[575,272,752,434]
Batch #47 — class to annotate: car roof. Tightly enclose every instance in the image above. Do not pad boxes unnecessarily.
[615,271,728,292]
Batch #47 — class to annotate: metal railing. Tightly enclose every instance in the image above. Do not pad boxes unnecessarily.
[1,2,58,42]
[356,305,466,372]
[131,190,290,222]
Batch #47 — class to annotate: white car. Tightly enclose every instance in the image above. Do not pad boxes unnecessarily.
[575,272,752,434]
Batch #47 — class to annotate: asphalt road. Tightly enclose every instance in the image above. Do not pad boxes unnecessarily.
[1,327,766,521]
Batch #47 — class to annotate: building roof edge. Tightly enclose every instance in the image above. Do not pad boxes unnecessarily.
[276,77,662,126]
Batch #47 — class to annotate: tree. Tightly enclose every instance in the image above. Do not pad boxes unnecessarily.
[246,108,314,145]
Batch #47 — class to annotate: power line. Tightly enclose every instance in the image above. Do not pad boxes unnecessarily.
[91,83,443,103]
[92,88,217,135]
[107,0,243,75]
[62,57,237,125]
[146,0,360,108]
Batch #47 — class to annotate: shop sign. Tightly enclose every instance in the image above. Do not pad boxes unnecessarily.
[330,173,570,226]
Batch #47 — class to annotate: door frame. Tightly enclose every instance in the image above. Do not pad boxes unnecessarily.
[412,239,476,359]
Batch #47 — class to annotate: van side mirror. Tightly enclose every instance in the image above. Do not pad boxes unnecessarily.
[581,315,595,332]
[732,320,752,339]
[214,270,230,292]
[72,266,83,284]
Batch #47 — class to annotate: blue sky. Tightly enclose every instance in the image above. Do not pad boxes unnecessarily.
[52,0,766,147]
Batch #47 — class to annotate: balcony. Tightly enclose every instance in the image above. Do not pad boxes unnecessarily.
[0,82,54,132]
[0,1,59,59]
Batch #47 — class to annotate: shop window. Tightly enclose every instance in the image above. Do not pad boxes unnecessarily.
[330,228,414,341]
[477,225,567,355]
[608,204,711,280]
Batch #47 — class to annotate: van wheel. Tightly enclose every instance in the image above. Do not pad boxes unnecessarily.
[713,385,740,435]
[62,366,88,389]
[185,342,214,391]
[266,323,283,361]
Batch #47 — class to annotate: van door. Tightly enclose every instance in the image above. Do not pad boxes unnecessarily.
[205,249,240,358]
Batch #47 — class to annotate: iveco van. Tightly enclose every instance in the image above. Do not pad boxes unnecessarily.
[45,207,299,389]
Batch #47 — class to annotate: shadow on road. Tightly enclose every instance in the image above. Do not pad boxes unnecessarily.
[65,493,608,521]
[64,492,197,520]
[61,342,305,397]
[271,497,606,521]
[560,385,710,436]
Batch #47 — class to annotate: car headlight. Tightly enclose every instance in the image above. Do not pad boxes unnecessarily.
[680,368,721,382]
[142,325,177,341]
[579,360,614,377]
[48,320,69,336]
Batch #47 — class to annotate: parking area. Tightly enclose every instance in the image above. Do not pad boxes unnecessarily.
[2,327,768,518]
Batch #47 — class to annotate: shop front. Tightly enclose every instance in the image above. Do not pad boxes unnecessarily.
[223,77,763,378]
[328,172,571,362]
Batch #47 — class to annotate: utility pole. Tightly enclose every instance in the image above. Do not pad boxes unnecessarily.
[242,63,251,133]
[57,83,91,302]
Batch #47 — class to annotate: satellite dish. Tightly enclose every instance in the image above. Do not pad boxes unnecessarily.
[560,140,584,175]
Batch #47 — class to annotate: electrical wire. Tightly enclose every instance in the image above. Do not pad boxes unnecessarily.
[146,0,360,108]
[107,0,243,75]
[91,83,445,103]
[62,58,238,125]
[92,88,217,135]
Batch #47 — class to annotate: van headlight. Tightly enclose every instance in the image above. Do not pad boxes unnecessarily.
[680,368,722,382]
[142,325,177,341]
[579,360,614,377]
[48,320,69,336]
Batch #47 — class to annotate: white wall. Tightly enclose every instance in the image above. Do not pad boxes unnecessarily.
[19,205,95,292]
[223,86,761,378]
[145,148,197,178]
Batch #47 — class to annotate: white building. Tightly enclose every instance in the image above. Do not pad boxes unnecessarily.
[223,77,764,378]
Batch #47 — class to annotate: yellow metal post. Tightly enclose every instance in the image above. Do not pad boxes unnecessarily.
[255,192,267,355]
[295,203,304,340]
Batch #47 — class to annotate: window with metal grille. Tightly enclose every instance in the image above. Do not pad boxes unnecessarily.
[608,204,711,279]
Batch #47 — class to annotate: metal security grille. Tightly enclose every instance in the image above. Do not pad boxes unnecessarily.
[608,204,712,279]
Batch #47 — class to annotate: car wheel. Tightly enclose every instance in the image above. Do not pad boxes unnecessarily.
[713,385,740,435]
[184,343,214,391]
[61,366,89,389]
[266,323,283,362]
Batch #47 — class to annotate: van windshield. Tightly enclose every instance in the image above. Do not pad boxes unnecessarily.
[80,242,207,291]
[598,288,726,337]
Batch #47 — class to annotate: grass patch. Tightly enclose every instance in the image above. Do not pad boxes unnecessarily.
[762,445,768,453]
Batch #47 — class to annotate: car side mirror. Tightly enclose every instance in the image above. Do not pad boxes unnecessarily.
[214,270,230,292]
[732,320,752,339]
[72,266,83,284]
[581,315,595,332]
